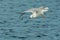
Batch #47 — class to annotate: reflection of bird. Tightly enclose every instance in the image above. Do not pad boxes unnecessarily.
[19,6,49,19]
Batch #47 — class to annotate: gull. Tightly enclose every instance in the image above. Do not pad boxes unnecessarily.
[20,6,49,19]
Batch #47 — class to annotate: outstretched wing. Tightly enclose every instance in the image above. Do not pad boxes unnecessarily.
[24,8,37,13]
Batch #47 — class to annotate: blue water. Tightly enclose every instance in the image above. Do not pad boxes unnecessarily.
[0,0,60,40]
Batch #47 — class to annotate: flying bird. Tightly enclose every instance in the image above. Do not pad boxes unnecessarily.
[19,6,49,19]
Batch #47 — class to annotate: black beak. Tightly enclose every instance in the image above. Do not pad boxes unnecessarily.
[16,12,26,20]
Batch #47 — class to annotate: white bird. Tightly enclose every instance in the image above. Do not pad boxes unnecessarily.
[21,6,49,18]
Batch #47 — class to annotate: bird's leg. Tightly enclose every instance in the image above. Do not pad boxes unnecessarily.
[41,14,46,18]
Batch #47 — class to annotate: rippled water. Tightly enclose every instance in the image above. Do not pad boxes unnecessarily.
[0,0,60,40]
